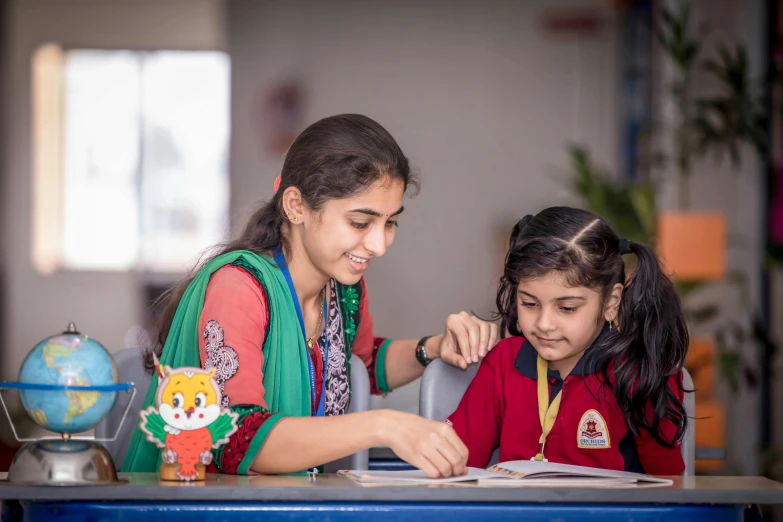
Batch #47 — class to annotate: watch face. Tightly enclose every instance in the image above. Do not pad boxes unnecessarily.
[416,345,430,366]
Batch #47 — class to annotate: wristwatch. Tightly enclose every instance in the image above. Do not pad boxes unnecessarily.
[415,336,433,367]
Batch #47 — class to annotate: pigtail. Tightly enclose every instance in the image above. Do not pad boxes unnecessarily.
[496,214,535,337]
[509,214,534,249]
[603,241,689,448]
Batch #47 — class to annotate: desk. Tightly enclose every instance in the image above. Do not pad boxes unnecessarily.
[2,473,782,522]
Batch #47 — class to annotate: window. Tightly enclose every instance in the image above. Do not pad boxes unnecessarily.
[32,45,230,274]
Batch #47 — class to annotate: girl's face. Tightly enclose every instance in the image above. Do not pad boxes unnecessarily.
[297,175,405,286]
[516,271,622,376]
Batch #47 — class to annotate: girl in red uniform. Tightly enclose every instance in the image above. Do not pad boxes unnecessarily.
[447,207,689,475]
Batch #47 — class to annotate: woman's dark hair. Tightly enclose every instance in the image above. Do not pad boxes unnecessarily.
[495,206,688,448]
[144,114,419,373]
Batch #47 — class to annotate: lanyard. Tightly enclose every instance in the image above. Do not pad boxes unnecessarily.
[533,355,562,462]
[273,245,328,417]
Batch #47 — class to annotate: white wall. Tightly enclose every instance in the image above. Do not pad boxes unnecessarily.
[0,0,226,441]
[227,0,620,412]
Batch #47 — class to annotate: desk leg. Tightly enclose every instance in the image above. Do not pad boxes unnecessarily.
[1,501,21,522]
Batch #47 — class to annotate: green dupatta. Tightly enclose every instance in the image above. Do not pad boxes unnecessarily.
[122,250,311,473]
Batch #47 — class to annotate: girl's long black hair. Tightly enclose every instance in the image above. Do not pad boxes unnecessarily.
[495,207,688,447]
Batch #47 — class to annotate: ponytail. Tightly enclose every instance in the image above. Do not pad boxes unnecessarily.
[595,240,689,448]
[497,214,534,337]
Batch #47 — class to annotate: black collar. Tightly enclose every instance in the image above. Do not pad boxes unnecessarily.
[514,323,610,380]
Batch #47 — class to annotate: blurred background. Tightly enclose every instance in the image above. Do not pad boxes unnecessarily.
[0,0,781,487]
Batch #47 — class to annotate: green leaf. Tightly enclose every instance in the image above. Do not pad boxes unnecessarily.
[717,350,742,394]
[725,270,750,310]
[694,42,767,165]
[565,146,657,245]
[684,303,720,324]
[675,280,706,298]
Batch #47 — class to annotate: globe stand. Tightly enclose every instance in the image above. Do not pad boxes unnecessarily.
[0,382,136,486]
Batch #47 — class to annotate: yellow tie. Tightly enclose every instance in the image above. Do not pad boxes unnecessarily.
[534,355,562,462]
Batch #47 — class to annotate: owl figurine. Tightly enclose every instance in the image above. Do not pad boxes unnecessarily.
[139,355,239,481]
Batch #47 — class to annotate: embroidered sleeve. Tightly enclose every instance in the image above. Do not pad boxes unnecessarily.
[633,372,686,475]
[350,278,391,395]
[199,265,284,475]
[199,265,270,406]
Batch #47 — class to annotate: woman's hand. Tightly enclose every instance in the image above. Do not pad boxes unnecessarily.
[376,410,468,478]
[433,312,499,369]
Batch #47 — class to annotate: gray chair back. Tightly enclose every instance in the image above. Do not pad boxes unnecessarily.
[323,355,370,472]
[94,346,151,468]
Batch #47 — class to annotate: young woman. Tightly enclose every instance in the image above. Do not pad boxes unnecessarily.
[124,114,498,478]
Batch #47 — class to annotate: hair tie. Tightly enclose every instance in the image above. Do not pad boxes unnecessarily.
[273,175,282,194]
[618,238,633,255]
[518,214,534,230]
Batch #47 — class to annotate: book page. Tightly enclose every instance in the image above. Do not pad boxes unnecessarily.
[476,476,672,488]
[488,460,673,484]
[338,466,501,484]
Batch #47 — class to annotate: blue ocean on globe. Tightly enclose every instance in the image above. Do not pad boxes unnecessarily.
[18,332,118,434]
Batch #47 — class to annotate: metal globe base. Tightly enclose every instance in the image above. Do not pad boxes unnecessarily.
[0,380,136,486]
[7,438,123,486]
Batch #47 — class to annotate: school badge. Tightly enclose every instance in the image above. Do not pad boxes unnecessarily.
[577,409,610,449]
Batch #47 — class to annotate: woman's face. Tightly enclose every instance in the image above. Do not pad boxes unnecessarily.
[299,175,405,285]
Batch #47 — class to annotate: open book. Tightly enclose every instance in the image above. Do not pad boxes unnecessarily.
[339,460,674,487]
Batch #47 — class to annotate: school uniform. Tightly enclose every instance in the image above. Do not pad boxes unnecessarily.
[446,327,685,475]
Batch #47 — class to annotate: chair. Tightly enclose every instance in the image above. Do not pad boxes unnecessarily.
[680,367,695,476]
[95,347,371,472]
[323,356,370,472]
[94,346,152,469]
[418,359,500,466]
[419,358,697,476]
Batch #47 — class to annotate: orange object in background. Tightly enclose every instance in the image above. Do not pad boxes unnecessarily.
[657,212,726,281]
[685,336,725,473]
[693,402,726,473]
[686,337,717,401]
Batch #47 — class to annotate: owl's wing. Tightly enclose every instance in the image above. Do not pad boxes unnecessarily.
[207,410,239,447]
[139,407,168,448]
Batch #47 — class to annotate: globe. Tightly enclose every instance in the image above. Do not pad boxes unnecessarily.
[17,324,119,434]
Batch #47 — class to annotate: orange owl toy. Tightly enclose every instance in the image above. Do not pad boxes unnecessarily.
[138,355,238,481]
